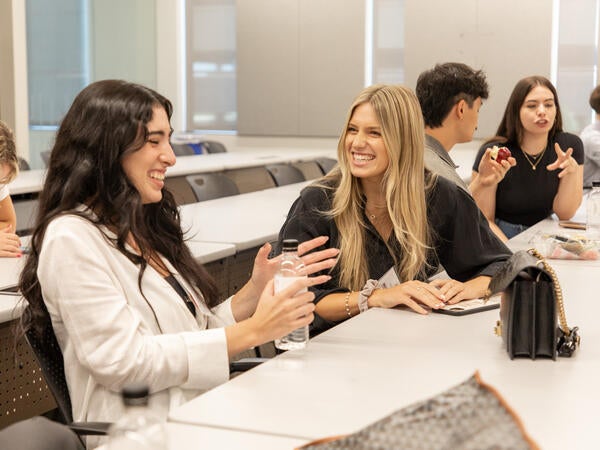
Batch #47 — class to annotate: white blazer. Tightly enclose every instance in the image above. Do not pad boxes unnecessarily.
[38,212,235,439]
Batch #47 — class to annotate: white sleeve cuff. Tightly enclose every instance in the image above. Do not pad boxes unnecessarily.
[180,328,230,390]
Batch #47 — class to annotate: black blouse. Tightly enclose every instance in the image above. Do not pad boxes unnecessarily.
[472,132,584,226]
[276,175,512,334]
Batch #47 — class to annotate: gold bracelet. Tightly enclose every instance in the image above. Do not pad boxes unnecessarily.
[344,291,352,318]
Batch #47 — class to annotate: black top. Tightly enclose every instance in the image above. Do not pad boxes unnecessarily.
[472,132,584,226]
[276,175,512,334]
[164,274,196,317]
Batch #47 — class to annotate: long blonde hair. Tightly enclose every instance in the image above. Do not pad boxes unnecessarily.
[326,84,432,290]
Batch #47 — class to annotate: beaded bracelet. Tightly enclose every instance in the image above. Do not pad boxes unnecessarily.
[344,291,352,318]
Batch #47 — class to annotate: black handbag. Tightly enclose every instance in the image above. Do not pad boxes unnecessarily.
[487,248,580,360]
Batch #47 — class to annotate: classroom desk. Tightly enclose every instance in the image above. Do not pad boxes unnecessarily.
[169,243,597,449]
[6,150,335,195]
[0,239,234,298]
[160,149,335,177]
[0,256,25,293]
[449,147,476,184]
[165,423,307,450]
[95,423,308,450]
[180,181,310,252]
[5,169,45,196]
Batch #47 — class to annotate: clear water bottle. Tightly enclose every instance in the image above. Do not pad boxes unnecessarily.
[587,181,600,239]
[274,239,309,350]
[106,383,167,450]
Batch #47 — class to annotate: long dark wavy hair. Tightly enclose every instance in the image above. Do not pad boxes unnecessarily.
[485,75,563,146]
[19,79,219,337]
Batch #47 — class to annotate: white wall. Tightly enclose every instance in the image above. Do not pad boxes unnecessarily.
[5,0,598,161]
[156,0,185,132]
[404,0,554,138]
[235,0,365,137]
[0,0,30,160]
[90,0,157,88]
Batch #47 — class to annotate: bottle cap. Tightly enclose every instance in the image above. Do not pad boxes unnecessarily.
[592,181,600,188]
[121,382,150,406]
[281,238,299,251]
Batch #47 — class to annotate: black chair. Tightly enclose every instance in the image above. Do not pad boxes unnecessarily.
[0,416,84,450]
[24,309,265,443]
[24,311,111,442]
[200,140,227,153]
[265,164,306,186]
[315,157,337,174]
[222,167,276,193]
[171,143,196,156]
[185,173,240,202]
[292,160,323,180]
[18,157,31,171]
[40,150,52,168]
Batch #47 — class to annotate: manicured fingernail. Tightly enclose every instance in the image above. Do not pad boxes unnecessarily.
[436,302,445,308]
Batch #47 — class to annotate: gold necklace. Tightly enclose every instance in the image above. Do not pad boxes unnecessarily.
[365,203,387,220]
[520,145,548,170]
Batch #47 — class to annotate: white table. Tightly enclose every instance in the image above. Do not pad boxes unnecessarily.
[6,150,336,194]
[0,292,24,323]
[0,239,235,319]
[6,169,46,195]
[164,150,335,177]
[169,257,597,449]
[185,241,236,264]
[450,147,476,183]
[180,181,310,251]
[0,256,25,292]
[165,423,308,450]
[95,423,308,450]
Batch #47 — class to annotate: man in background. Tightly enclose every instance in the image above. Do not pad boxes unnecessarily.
[416,62,513,241]
[580,84,600,187]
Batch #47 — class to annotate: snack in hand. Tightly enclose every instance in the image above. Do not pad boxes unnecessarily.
[489,145,511,163]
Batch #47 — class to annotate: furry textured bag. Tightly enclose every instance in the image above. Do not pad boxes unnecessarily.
[297,372,540,450]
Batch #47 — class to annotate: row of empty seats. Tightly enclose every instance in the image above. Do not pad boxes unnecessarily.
[171,139,228,156]
[37,140,228,169]
[182,158,336,203]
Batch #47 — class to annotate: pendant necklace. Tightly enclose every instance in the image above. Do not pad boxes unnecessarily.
[520,144,548,171]
[365,202,387,221]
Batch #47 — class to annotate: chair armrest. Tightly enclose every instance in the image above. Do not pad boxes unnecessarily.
[69,421,112,436]
[229,357,269,373]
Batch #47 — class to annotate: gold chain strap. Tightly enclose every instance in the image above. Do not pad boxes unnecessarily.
[528,248,570,336]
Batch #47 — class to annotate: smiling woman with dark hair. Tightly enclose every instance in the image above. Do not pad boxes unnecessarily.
[18,79,337,448]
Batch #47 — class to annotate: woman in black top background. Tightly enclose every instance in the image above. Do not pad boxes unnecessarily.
[471,76,584,240]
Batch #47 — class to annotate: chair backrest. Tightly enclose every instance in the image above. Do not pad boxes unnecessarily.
[315,157,337,174]
[40,150,52,168]
[265,164,306,186]
[292,161,323,180]
[24,311,73,425]
[17,157,31,171]
[222,167,276,193]
[200,140,227,153]
[171,143,196,156]
[185,173,240,202]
